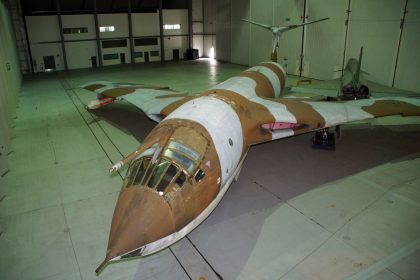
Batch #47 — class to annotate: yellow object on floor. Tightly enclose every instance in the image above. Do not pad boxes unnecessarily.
[297,79,312,86]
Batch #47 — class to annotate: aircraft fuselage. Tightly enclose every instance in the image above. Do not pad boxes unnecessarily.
[97,62,289,272]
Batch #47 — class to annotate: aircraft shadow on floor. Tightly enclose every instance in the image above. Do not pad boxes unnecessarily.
[88,102,156,143]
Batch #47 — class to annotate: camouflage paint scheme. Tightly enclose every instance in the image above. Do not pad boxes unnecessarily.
[82,61,420,272]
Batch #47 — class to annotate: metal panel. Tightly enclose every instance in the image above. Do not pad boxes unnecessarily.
[304,0,348,80]
[271,0,305,75]
[249,0,273,66]
[393,0,420,92]
[215,0,231,61]
[230,0,250,65]
[346,0,405,86]
[65,41,98,69]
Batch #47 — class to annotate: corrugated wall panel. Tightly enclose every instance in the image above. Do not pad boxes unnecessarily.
[249,0,273,65]
[215,0,231,62]
[272,0,305,75]
[203,0,216,58]
[304,0,347,80]
[346,0,404,86]
[0,0,21,175]
[230,0,250,65]
[393,0,420,92]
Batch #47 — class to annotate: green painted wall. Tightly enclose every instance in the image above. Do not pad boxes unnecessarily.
[0,0,21,174]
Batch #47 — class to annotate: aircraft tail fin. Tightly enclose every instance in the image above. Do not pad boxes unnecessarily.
[354,47,363,85]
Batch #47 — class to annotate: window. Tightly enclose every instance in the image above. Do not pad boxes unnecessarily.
[150,51,159,57]
[148,159,170,189]
[100,26,115,32]
[194,169,205,183]
[103,53,119,60]
[125,156,182,193]
[163,149,195,173]
[175,172,186,188]
[141,159,154,185]
[63,27,88,34]
[125,157,150,187]
[133,52,143,58]
[102,39,127,48]
[163,24,181,30]
[168,141,200,161]
[156,164,178,193]
[134,37,158,46]
[133,158,150,186]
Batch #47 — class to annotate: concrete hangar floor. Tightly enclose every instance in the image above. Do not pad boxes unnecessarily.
[1,59,420,280]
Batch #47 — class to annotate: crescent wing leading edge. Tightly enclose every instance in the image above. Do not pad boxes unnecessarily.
[81,81,194,122]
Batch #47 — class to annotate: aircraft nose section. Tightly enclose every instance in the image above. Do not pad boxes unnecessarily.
[105,186,175,262]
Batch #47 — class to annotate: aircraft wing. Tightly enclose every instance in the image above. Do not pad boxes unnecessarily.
[365,80,420,97]
[255,96,420,141]
[290,79,342,98]
[291,78,420,98]
[81,81,194,122]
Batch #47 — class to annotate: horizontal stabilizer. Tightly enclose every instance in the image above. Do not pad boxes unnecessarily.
[240,19,271,30]
[284,17,330,31]
[241,17,329,34]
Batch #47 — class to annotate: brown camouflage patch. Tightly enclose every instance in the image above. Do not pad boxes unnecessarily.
[203,89,275,145]
[107,187,175,259]
[274,99,326,128]
[101,87,137,98]
[363,100,420,117]
[259,62,286,92]
[160,96,197,117]
[239,71,275,98]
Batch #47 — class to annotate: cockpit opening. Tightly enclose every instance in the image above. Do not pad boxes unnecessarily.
[124,140,204,195]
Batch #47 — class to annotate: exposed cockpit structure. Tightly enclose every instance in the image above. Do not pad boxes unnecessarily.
[123,137,205,196]
[95,120,223,272]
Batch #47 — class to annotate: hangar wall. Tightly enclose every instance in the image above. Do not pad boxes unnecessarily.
[25,9,190,72]
[221,0,420,92]
[202,0,216,58]
[0,0,21,178]
[192,0,204,57]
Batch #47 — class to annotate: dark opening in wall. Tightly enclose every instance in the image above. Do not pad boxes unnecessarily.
[102,39,127,48]
[63,27,88,34]
[103,53,119,60]
[134,37,158,46]
[133,52,143,58]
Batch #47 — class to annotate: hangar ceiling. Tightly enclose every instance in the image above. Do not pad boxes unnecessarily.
[20,0,189,15]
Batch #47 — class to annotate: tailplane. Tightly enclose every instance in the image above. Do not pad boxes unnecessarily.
[241,17,329,61]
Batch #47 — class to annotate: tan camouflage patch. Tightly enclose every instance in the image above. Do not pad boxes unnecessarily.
[259,62,286,92]
[363,100,420,117]
[160,96,197,117]
[274,99,326,128]
[101,87,137,98]
[203,89,275,145]
[239,71,275,98]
